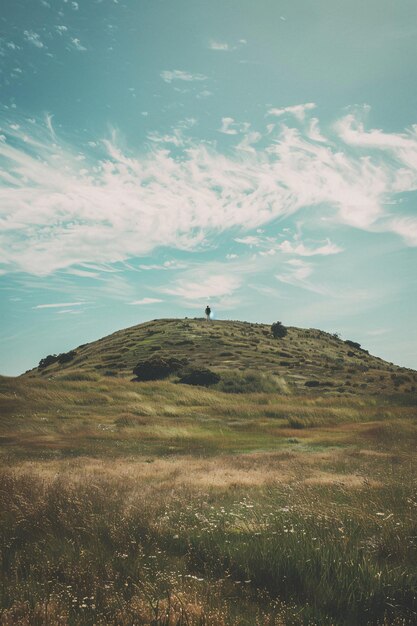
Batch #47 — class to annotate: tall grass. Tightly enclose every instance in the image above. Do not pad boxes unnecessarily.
[0,461,415,625]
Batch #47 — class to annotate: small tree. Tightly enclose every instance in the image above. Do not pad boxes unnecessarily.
[38,354,58,369]
[271,321,288,339]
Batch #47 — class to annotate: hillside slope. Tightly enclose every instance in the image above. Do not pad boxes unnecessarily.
[25,318,416,395]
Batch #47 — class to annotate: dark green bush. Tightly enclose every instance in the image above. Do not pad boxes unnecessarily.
[271,321,288,339]
[38,354,58,369]
[57,350,77,364]
[345,339,361,350]
[133,356,187,381]
[177,368,220,387]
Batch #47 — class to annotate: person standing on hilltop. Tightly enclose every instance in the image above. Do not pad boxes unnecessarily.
[205,305,211,321]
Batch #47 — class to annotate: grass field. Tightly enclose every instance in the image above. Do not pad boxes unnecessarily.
[1,320,416,624]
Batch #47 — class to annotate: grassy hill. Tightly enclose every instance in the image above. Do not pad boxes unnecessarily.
[24,318,417,396]
[1,318,416,625]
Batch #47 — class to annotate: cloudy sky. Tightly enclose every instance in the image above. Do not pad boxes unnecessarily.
[1,0,417,375]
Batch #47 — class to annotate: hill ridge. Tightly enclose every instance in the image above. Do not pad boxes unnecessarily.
[24,318,417,396]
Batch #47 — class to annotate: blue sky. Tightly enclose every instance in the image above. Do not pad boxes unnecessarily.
[1,0,417,375]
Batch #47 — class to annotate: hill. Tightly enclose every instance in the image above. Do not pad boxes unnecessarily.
[1,318,417,624]
[25,317,417,395]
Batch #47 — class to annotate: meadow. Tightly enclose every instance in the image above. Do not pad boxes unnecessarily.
[1,367,416,625]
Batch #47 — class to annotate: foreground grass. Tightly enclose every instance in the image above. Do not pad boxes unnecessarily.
[0,374,416,624]
[0,457,416,625]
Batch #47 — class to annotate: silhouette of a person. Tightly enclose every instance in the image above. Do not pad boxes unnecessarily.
[205,305,211,321]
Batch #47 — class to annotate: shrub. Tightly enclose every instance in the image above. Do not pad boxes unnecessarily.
[344,339,361,350]
[271,321,288,339]
[134,357,187,381]
[177,368,220,387]
[133,356,187,381]
[38,354,58,369]
[305,380,320,387]
[38,350,77,369]
[57,350,77,364]
[392,374,410,386]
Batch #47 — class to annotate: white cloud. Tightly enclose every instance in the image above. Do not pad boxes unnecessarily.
[66,268,100,278]
[307,118,327,142]
[335,112,417,174]
[70,38,87,52]
[267,102,316,122]
[236,131,262,152]
[276,259,322,292]
[57,308,82,314]
[278,239,343,256]
[387,216,417,246]
[234,236,261,246]
[130,297,163,305]
[235,233,342,256]
[55,25,68,35]
[148,130,184,147]
[160,70,207,83]
[336,113,411,149]
[219,117,239,135]
[23,31,44,49]
[208,39,246,51]
[1,108,417,276]
[138,260,187,271]
[160,273,241,301]
[33,302,85,309]
[276,259,312,283]
[209,41,231,51]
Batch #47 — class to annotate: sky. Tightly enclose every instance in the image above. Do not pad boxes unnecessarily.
[1,0,417,375]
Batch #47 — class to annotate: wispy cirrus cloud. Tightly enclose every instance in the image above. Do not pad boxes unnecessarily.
[277,239,343,256]
[1,106,417,277]
[70,37,87,52]
[23,30,44,49]
[208,39,247,51]
[209,40,232,51]
[160,273,241,303]
[160,69,207,83]
[130,297,163,305]
[275,259,329,295]
[235,234,343,256]
[219,117,239,135]
[33,301,86,309]
[267,102,316,122]
[218,117,252,135]
[138,260,188,271]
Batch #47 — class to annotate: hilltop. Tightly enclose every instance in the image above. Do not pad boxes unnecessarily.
[25,317,416,395]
